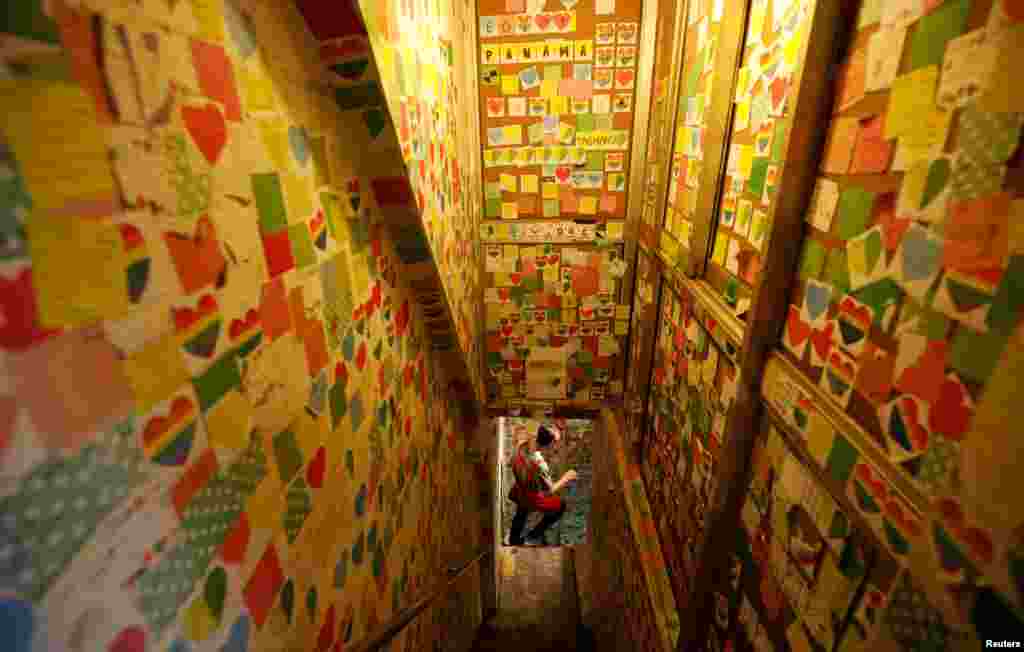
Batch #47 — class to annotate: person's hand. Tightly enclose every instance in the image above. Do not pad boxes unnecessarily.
[564,469,578,482]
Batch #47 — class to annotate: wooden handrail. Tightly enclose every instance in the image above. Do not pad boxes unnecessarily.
[347,548,491,652]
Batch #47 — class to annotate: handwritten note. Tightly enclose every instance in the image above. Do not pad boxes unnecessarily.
[885,66,939,141]
[0,80,118,215]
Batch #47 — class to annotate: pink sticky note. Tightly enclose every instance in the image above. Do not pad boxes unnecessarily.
[850,115,894,174]
[559,79,593,100]
[600,192,617,214]
[560,188,578,212]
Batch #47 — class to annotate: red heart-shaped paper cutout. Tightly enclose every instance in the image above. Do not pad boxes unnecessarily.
[181,103,227,165]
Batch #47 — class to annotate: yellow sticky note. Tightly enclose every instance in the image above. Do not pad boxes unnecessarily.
[28,214,130,328]
[606,221,624,241]
[191,0,225,42]
[904,105,952,149]
[123,334,190,413]
[502,202,519,220]
[503,125,523,146]
[258,119,290,170]
[502,75,519,95]
[886,66,939,140]
[205,390,253,451]
[247,475,286,532]
[282,172,315,222]
[712,232,729,266]
[500,174,518,193]
[550,96,569,115]
[543,182,559,199]
[0,80,117,213]
[541,79,559,98]
[579,196,598,214]
[522,175,539,193]
[738,145,754,179]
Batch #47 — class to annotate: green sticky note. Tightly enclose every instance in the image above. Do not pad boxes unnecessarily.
[950,327,1009,384]
[273,429,304,483]
[988,255,1024,335]
[826,248,851,293]
[799,240,828,280]
[545,65,563,81]
[544,199,560,217]
[853,279,902,327]
[577,114,596,133]
[289,223,317,269]
[825,435,859,487]
[486,198,501,217]
[192,351,242,412]
[909,0,970,71]
[485,182,501,200]
[837,186,876,240]
[687,55,702,98]
[252,173,288,232]
[748,158,770,196]
[586,152,605,171]
[772,121,789,161]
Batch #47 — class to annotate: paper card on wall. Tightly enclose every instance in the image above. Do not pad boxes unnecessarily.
[591,94,611,114]
[935,29,995,110]
[520,195,539,216]
[599,193,618,214]
[850,115,894,174]
[550,96,570,115]
[486,97,505,117]
[543,199,560,216]
[579,196,598,215]
[502,202,519,220]
[519,66,541,90]
[866,25,907,92]
[503,125,524,146]
[595,46,616,67]
[521,175,540,194]
[593,69,613,91]
[616,47,637,67]
[807,178,839,232]
[560,188,578,212]
[734,199,754,238]
[897,156,952,222]
[1,80,119,216]
[750,210,770,250]
[711,232,729,266]
[502,75,520,95]
[543,182,560,199]
[528,98,548,117]
[882,0,923,26]
[886,66,939,140]
[909,0,970,72]
[571,98,590,114]
[500,174,518,194]
[574,40,594,61]
[822,117,859,174]
[835,48,867,112]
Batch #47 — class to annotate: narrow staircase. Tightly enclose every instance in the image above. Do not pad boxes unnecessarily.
[470,547,596,652]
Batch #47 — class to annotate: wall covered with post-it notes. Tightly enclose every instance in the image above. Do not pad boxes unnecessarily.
[642,279,740,611]
[483,240,631,408]
[770,0,1024,646]
[477,0,642,226]
[355,0,487,404]
[661,0,726,266]
[704,0,814,309]
[636,0,686,251]
[0,2,486,652]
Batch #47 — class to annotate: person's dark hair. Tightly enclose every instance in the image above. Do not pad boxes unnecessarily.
[536,425,555,447]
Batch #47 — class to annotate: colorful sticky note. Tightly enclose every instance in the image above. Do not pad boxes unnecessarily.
[908,0,969,71]
[837,186,876,240]
[886,66,939,140]
[1,80,118,214]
